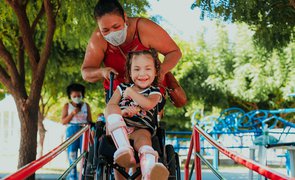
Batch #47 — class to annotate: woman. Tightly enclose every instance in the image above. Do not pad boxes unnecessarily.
[61,83,92,180]
[81,0,182,107]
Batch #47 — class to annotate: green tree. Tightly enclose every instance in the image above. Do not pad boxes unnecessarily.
[0,2,56,177]
[167,21,295,128]
[0,1,149,179]
[192,0,295,50]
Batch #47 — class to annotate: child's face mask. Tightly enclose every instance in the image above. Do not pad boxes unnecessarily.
[103,23,128,46]
[71,97,82,104]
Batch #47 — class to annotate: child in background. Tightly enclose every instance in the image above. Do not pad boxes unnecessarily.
[105,49,169,180]
[61,83,92,180]
[97,113,106,122]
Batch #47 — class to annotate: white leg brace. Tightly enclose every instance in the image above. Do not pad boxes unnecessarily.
[107,114,130,148]
[139,145,169,180]
[107,114,135,168]
[139,145,158,177]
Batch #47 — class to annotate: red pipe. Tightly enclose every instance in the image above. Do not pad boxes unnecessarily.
[194,126,291,180]
[3,125,90,180]
[184,130,194,180]
[79,127,90,179]
[194,130,202,180]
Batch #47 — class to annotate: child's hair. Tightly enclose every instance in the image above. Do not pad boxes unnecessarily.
[66,83,85,99]
[125,48,161,86]
[94,0,125,20]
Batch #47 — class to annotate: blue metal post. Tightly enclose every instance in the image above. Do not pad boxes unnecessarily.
[213,133,218,170]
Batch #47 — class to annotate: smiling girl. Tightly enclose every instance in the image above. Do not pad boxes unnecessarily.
[105,49,169,180]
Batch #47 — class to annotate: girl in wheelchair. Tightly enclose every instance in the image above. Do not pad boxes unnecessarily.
[105,49,169,180]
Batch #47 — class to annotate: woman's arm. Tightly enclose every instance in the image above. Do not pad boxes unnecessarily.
[124,87,161,111]
[138,18,182,77]
[61,104,75,125]
[81,28,118,82]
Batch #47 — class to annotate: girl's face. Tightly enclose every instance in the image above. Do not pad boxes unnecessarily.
[97,13,126,36]
[130,54,156,89]
[70,91,83,104]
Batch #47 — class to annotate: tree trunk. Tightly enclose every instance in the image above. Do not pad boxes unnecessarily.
[37,111,46,158]
[15,98,39,180]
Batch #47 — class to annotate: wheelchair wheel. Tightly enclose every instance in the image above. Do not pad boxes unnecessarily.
[165,144,178,180]
[94,164,113,180]
[81,145,95,180]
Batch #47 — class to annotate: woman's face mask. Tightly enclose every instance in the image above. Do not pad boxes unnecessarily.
[103,23,128,46]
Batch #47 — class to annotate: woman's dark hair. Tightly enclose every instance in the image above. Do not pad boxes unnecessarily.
[66,83,85,99]
[94,0,125,20]
[125,48,161,86]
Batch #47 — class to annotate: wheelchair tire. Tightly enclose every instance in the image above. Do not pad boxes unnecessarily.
[95,164,113,180]
[81,149,95,180]
[165,144,177,180]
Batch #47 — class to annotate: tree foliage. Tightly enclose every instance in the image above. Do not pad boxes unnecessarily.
[164,21,295,130]
[192,0,295,50]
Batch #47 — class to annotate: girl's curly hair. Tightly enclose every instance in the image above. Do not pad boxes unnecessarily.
[125,48,161,86]
[66,83,85,99]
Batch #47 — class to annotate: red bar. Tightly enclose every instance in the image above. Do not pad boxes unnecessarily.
[184,130,194,180]
[79,127,90,179]
[194,130,202,180]
[194,126,290,180]
[3,125,90,180]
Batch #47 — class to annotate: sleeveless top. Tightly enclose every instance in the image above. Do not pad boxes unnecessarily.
[67,102,88,124]
[103,18,167,95]
[117,83,161,135]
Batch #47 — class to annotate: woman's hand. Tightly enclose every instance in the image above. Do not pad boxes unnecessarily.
[122,106,141,117]
[102,67,118,81]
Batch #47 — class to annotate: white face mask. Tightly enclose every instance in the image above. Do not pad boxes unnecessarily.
[103,23,128,46]
[71,97,82,104]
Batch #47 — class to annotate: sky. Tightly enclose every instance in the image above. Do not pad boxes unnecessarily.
[147,0,238,43]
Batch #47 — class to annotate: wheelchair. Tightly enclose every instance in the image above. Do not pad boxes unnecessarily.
[82,73,181,180]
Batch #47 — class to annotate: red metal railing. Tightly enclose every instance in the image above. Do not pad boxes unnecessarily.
[3,125,90,180]
[184,125,292,180]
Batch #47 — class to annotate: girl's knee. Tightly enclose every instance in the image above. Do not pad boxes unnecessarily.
[131,129,152,150]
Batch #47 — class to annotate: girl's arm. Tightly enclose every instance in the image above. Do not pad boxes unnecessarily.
[124,87,161,111]
[61,104,75,125]
[105,89,122,117]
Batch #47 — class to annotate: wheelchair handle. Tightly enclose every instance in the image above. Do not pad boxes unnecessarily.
[107,72,115,103]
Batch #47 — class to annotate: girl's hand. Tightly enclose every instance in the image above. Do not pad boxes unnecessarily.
[102,67,118,81]
[122,106,141,117]
[123,87,133,99]
[72,108,80,115]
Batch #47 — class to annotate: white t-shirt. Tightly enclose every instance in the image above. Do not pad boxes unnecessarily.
[67,102,88,124]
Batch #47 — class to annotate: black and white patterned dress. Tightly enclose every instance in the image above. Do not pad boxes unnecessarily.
[117,83,161,135]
